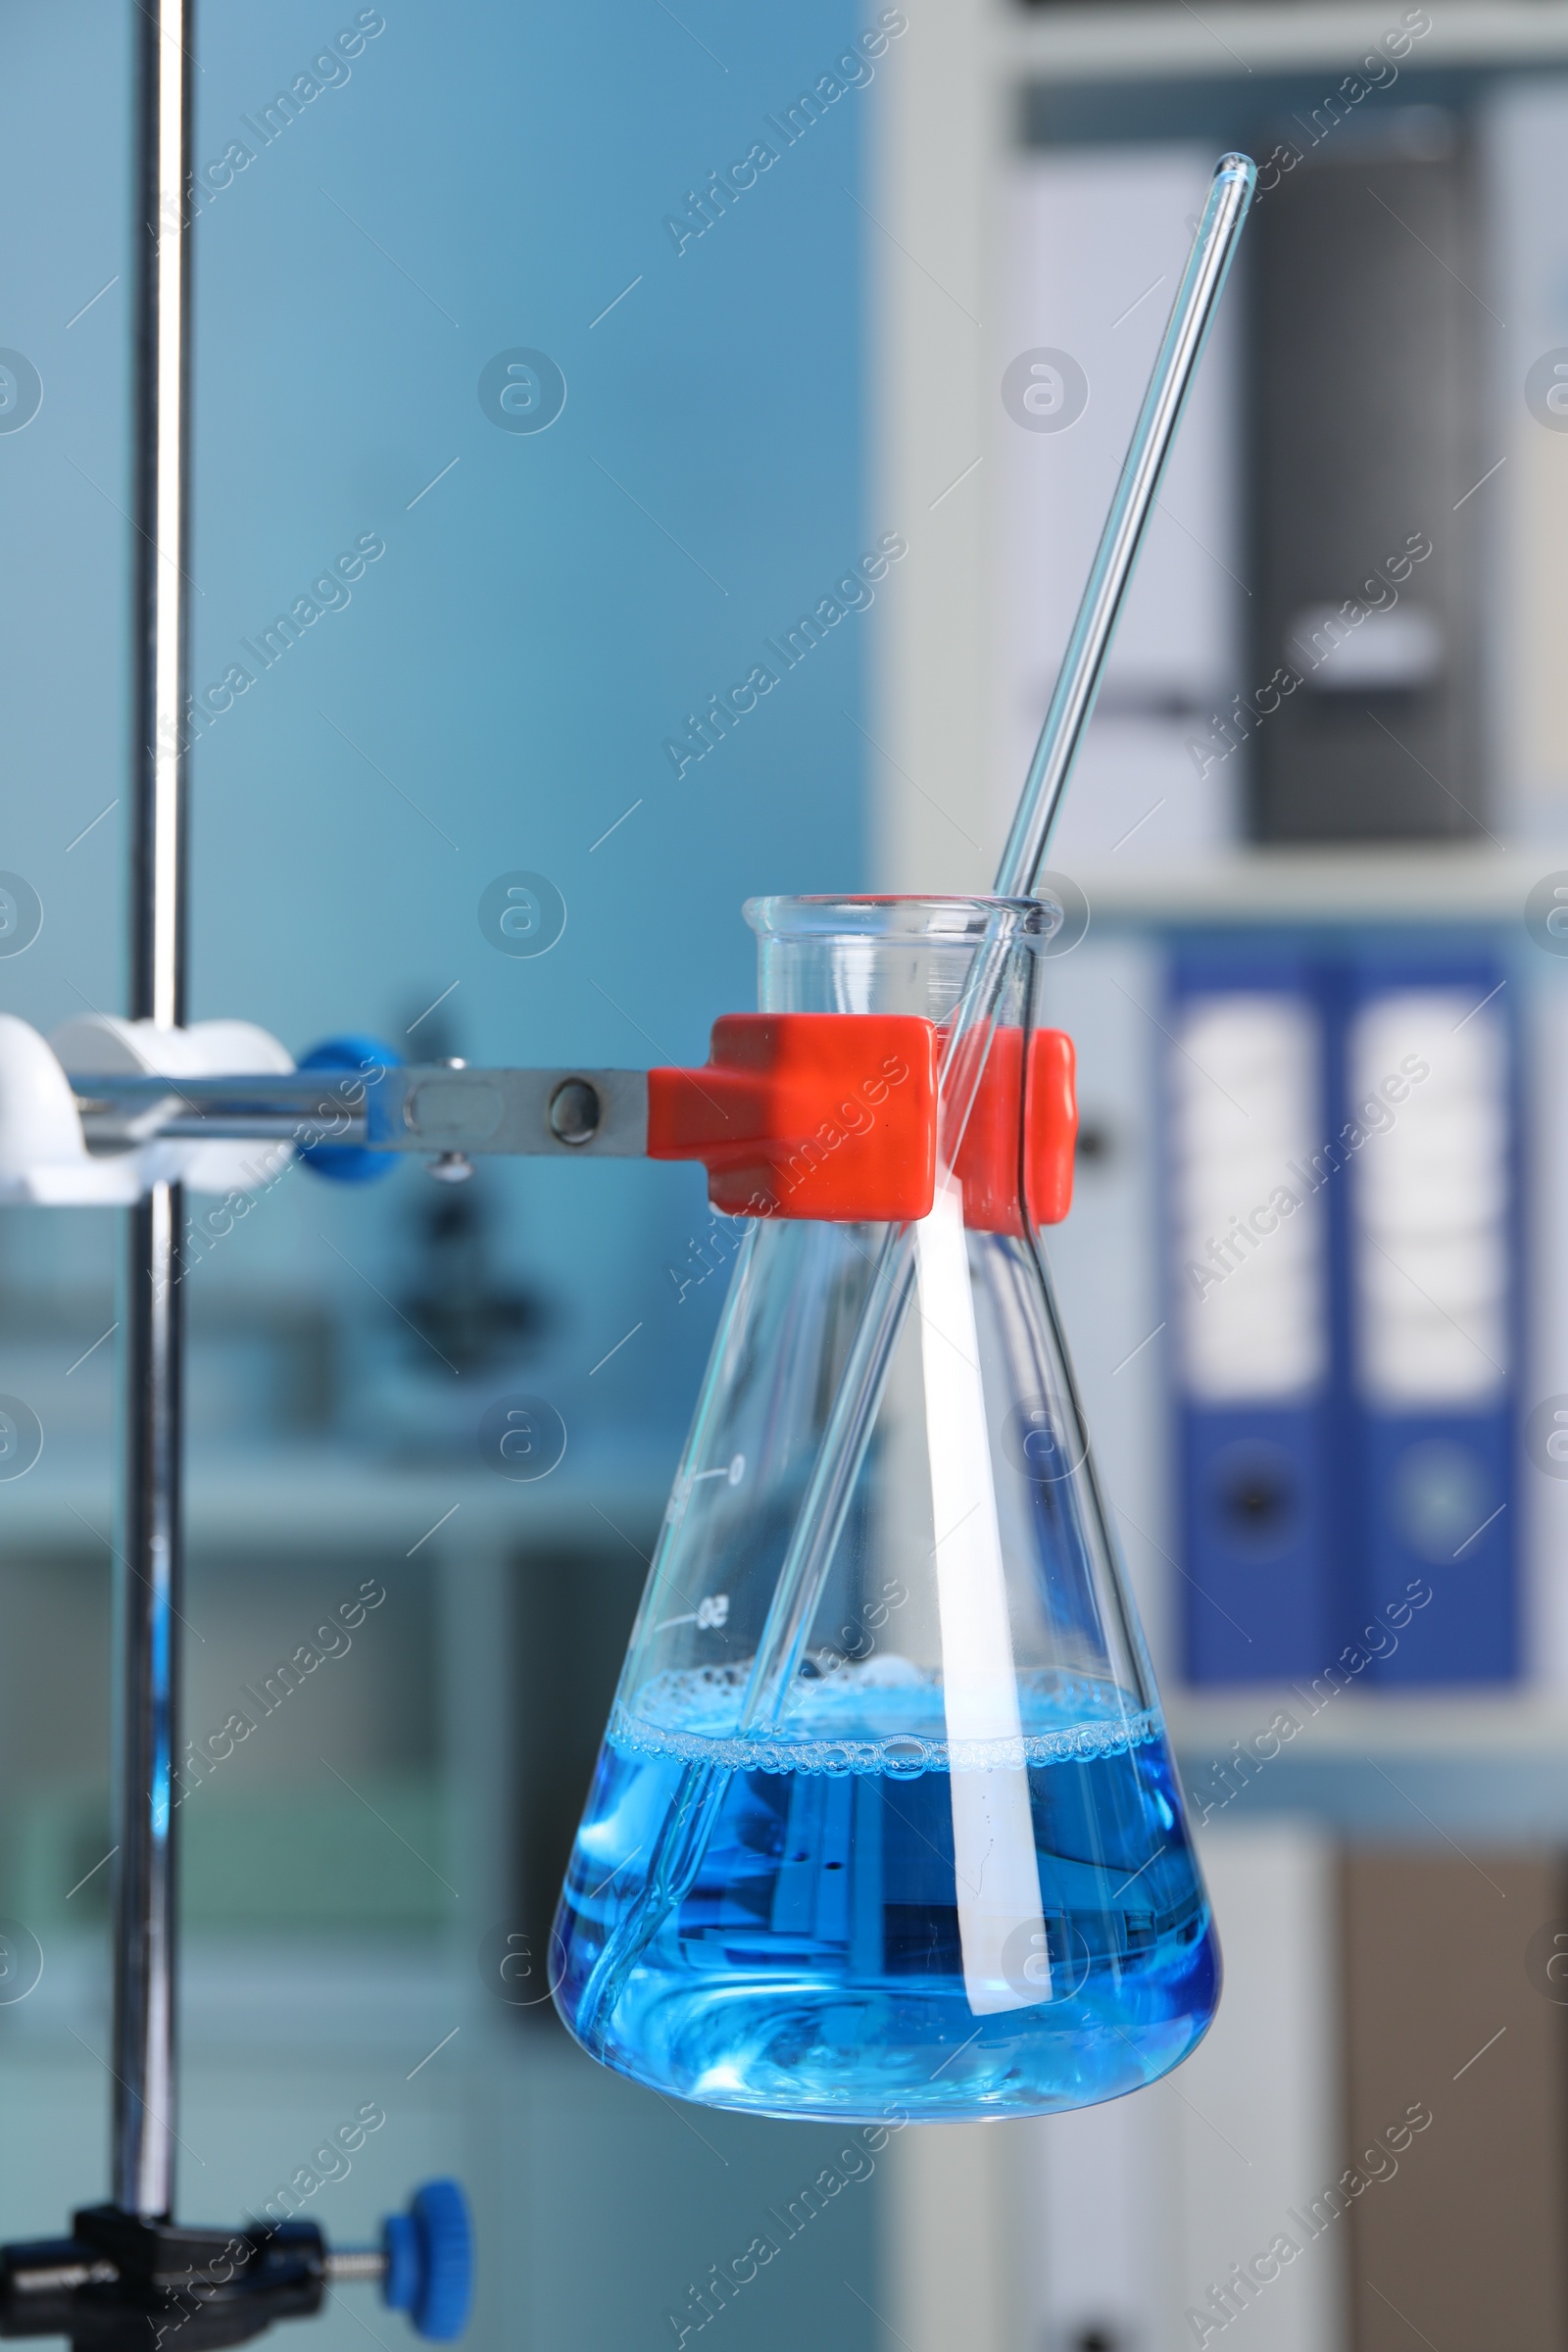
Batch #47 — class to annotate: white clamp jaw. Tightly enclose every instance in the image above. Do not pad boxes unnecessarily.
[0,1015,296,1204]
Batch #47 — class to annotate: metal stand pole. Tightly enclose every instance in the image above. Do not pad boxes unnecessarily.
[113,0,192,2224]
[0,16,471,2330]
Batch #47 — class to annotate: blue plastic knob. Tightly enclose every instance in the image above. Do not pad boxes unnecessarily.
[381,2179,472,2340]
[296,1034,402,1184]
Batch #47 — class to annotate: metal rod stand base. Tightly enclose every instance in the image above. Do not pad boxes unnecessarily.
[0,2206,348,2352]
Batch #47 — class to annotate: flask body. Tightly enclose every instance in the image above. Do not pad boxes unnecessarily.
[554,898,1219,2120]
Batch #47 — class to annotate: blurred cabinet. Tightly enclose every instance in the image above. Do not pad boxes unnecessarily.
[1342,1849,1568,2352]
[0,1452,881,2352]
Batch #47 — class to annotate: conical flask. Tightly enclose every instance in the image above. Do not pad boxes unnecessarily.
[553,896,1218,2121]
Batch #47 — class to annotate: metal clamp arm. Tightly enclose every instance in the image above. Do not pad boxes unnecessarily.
[67,1015,1080,1229]
[73,1066,651,1159]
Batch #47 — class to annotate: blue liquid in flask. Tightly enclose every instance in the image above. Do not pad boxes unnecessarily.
[554,1664,1218,2122]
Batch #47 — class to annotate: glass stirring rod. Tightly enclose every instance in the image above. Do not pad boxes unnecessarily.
[739,151,1258,1740]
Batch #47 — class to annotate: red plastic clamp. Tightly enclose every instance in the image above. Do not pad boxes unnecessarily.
[648,1014,937,1221]
[953,1025,1077,1237]
[648,1013,1077,1230]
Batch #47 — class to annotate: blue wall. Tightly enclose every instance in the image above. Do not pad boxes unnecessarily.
[0,0,878,1459]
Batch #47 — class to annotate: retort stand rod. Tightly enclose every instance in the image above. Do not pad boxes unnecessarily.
[114,0,193,2223]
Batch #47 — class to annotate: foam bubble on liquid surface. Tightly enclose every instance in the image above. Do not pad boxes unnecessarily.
[611,1656,1160,1776]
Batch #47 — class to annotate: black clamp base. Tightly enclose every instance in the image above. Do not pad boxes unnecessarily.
[0,2207,324,2351]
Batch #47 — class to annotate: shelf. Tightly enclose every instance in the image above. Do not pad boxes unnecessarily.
[1054,843,1543,924]
[992,1,1568,82]
[0,1439,672,1552]
[1170,1684,1568,1759]
[1171,1687,1568,1838]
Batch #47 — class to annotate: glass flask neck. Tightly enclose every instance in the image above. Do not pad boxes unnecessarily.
[745,894,1054,1019]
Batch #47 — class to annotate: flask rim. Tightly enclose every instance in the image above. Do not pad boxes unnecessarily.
[744,893,1061,946]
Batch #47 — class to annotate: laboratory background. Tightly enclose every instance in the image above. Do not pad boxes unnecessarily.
[1,1,1566,2348]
